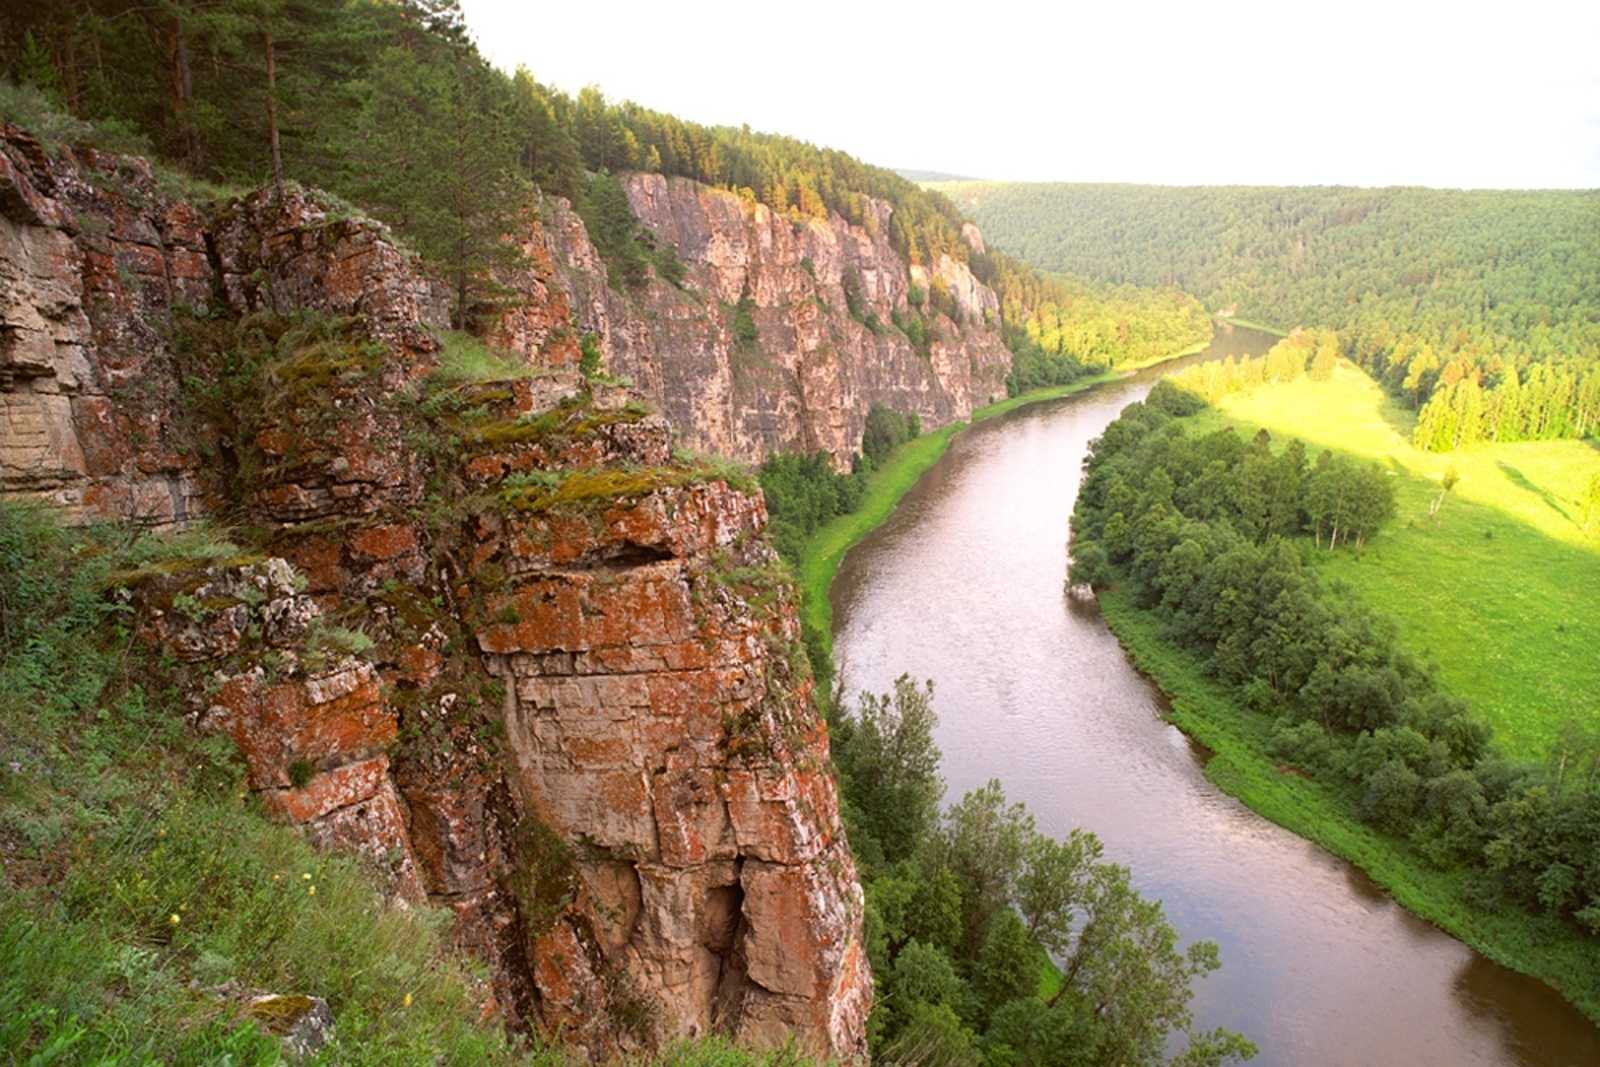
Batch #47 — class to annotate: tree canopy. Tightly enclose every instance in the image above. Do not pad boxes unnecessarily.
[832,679,1256,1066]
[937,180,1600,443]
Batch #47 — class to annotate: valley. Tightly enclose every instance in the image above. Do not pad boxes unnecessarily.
[1,3,1596,1065]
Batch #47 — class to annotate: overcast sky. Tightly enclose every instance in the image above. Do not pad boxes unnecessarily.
[459,0,1600,189]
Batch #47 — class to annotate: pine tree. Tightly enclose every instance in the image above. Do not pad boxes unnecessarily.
[343,44,529,328]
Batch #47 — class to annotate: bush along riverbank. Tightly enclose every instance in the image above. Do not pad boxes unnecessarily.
[1067,351,1600,1025]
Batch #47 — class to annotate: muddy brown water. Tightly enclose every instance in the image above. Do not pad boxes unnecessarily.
[829,326,1600,1066]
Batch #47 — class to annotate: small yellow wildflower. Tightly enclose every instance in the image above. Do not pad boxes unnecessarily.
[403,993,413,1008]
[308,885,316,896]
[157,827,167,838]
[169,913,181,926]
[302,872,312,881]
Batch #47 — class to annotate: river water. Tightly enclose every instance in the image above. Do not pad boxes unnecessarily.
[829,326,1600,1066]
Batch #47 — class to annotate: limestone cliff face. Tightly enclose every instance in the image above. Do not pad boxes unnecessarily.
[0,126,869,1059]
[518,173,1012,467]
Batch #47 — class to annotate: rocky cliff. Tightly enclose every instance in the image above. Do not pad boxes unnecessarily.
[496,173,1013,467]
[0,124,869,1060]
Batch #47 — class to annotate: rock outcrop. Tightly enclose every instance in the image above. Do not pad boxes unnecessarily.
[511,173,1012,467]
[0,124,870,1060]
[0,123,214,524]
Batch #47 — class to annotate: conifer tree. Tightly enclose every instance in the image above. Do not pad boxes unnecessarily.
[342,43,528,327]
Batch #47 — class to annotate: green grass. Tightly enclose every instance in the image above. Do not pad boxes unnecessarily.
[1034,945,1064,1003]
[0,505,547,1065]
[1097,588,1600,1027]
[1184,362,1600,758]
[432,330,546,384]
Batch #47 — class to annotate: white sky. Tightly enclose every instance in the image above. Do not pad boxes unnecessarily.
[459,0,1600,189]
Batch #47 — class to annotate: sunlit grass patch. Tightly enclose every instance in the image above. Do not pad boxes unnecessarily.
[1185,362,1600,758]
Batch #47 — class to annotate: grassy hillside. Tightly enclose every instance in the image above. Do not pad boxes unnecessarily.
[1185,361,1600,758]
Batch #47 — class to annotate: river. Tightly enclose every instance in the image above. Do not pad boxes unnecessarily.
[828,325,1600,1066]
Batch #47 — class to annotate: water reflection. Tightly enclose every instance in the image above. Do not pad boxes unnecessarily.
[829,328,1600,1066]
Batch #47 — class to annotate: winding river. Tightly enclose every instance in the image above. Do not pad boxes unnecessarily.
[829,326,1600,1066]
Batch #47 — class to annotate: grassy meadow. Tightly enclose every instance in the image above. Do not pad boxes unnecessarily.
[1185,361,1600,759]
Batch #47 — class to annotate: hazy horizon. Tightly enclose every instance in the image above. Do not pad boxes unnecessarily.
[460,0,1600,191]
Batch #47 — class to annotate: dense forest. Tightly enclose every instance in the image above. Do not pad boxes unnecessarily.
[0,1,1210,386]
[759,404,921,562]
[1068,341,1600,948]
[935,181,1600,445]
[984,255,1212,393]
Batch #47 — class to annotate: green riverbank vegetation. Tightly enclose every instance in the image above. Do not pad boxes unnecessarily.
[1067,339,1600,1023]
[827,678,1257,1066]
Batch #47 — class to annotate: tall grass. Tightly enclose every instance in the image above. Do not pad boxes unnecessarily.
[431,330,547,384]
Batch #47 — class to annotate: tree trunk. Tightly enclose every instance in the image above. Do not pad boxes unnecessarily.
[264,27,283,192]
[167,17,200,170]
[1050,920,1099,1007]
[62,29,82,113]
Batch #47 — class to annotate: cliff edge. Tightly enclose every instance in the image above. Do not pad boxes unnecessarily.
[0,123,869,1059]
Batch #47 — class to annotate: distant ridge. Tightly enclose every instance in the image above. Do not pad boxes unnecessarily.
[895,168,982,183]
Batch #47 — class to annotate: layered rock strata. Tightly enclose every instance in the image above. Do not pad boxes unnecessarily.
[1,125,869,1059]
[508,173,1013,467]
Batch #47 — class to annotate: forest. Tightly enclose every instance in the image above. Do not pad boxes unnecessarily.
[934,180,1600,446]
[1068,344,1600,957]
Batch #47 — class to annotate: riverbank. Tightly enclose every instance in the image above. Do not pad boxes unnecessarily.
[797,368,1124,669]
[1215,315,1289,337]
[799,332,1220,678]
[1096,587,1600,1028]
[1110,338,1211,374]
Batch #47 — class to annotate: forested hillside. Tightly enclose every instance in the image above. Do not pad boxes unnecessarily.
[934,180,1600,444]
[1,3,1209,390]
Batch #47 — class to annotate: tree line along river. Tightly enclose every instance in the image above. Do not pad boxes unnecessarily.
[828,326,1600,1067]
